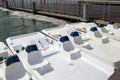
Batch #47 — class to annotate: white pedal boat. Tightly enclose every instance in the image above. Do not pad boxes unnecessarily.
[5,32,114,80]
[42,24,120,69]
[0,42,28,80]
[0,42,40,80]
[62,22,120,41]
[106,21,120,35]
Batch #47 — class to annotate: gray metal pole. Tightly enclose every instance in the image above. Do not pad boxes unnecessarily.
[32,1,37,14]
[82,3,88,21]
[5,0,9,9]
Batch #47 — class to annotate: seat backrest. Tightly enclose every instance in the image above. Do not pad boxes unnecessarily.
[90,27,102,38]
[5,55,26,79]
[97,24,108,33]
[25,44,44,65]
[70,31,84,45]
[59,36,75,52]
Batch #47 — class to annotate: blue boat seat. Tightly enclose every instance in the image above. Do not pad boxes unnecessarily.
[107,21,118,29]
[89,27,109,44]
[97,24,113,34]
[59,35,80,60]
[4,55,31,80]
[25,44,49,69]
[69,31,91,49]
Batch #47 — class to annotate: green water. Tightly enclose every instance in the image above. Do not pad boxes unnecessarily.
[0,10,58,42]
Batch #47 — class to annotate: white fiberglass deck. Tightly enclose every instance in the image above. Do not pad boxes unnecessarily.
[41,22,92,40]
[0,42,8,51]
[6,32,113,80]
[6,32,46,49]
[42,23,120,68]
[41,52,110,80]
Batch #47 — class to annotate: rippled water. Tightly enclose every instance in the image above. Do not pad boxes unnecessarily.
[0,10,58,42]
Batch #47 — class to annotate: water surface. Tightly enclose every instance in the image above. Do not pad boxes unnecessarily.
[0,10,58,42]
